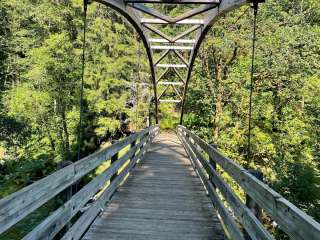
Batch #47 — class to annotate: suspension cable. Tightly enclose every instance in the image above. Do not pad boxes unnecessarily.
[136,39,142,130]
[247,2,259,165]
[77,0,88,161]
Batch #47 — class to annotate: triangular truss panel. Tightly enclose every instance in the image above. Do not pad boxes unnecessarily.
[95,0,254,123]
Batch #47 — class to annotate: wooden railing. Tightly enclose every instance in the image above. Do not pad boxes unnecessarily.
[177,125,320,240]
[0,125,159,240]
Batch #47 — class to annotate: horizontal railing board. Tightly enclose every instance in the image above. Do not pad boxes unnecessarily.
[180,129,273,240]
[178,125,320,240]
[0,164,75,234]
[63,130,157,240]
[61,134,154,240]
[62,162,131,240]
[74,128,149,180]
[0,126,156,235]
[177,131,244,240]
[22,134,150,240]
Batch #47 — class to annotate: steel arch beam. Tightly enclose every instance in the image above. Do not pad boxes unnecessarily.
[93,0,255,125]
[94,0,159,124]
[179,0,249,124]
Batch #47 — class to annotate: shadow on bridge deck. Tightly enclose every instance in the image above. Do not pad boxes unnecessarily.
[82,133,224,240]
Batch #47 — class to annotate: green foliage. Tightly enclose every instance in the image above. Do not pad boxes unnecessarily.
[159,104,179,130]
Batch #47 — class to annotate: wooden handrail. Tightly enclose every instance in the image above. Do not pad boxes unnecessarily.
[0,125,160,239]
[177,125,320,240]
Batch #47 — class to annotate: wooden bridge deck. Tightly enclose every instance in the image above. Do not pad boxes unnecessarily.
[83,133,224,240]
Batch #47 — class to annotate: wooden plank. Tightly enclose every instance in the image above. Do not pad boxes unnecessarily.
[178,126,320,240]
[0,164,74,234]
[84,228,222,240]
[101,207,215,221]
[182,133,273,240]
[125,0,220,4]
[91,218,218,232]
[179,132,244,240]
[61,136,153,240]
[74,128,149,180]
[105,199,212,212]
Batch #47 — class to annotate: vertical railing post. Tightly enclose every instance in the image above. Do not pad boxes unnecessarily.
[148,106,152,127]
[57,161,73,201]
[131,139,137,158]
[244,169,263,240]
[131,139,137,167]
[110,140,119,183]
[148,129,153,142]
[209,144,217,190]
[185,132,196,170]
[145,131,150,154]
[146,130,150,147]
[57,161,73,235]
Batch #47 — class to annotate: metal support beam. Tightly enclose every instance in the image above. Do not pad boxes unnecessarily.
[156,64,187,68]
[151,45,193,50]
[141,18,204,25]
[149,38,196,44]
[158,82,184,86]
[156,68,169,83]
[154,49,170,65]
[173,68,186,83]
[93,0,254,122]
[173,50,189,66]
[159,99,181,103]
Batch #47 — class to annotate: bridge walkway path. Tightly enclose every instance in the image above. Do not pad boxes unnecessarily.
[83,133,224,240]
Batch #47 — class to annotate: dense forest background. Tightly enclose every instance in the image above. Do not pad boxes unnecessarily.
[0,0,319,239]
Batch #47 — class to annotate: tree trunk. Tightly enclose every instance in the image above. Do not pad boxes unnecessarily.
[214,65,224,141]
[60,105,70,159]
[55,97,70,160]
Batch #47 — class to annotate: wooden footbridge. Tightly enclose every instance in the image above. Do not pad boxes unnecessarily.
[1,126,320,239]
[1,0,320,239]
[83,132,224,240]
